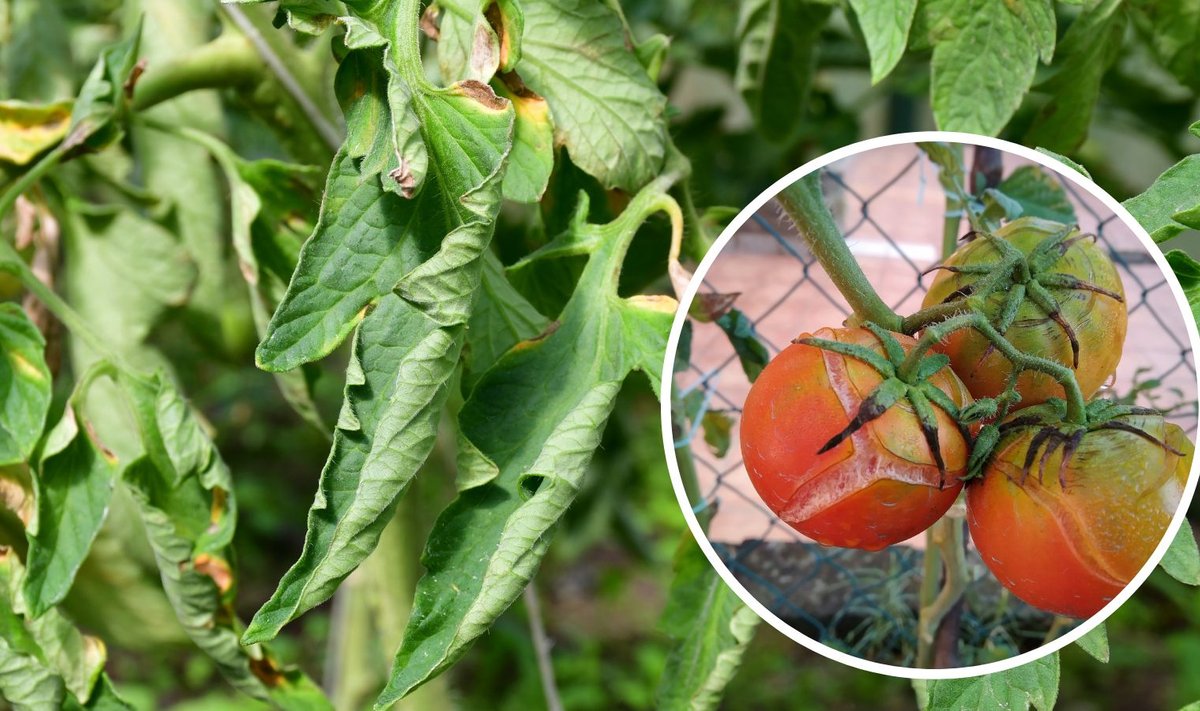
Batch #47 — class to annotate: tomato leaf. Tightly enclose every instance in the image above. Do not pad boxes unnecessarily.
[1024,0,1126,152]
[466,253,548,388]
[179,129,328,431]
[1075,623,1110,663]
[1161,523,1200,586]
[1123,155,1200,243]
[735,0,832,145]
[0,549,126,708]
[1035,148,1092,179]
[62,204,197,349]
[243,295,462,644]
[656,537,759,711]
[64,20,142,154]
[0,100,73,165]
[848,0,918,84]
[1128,0,1200,91]
[929,0,1055,136]
[515,0,669,191]
[0,304,51,467]
[23,371,121,618]
[1,0,74,102]
[1165,250,1200,326]
[118,373,330,709]
[925,652,1059,711]
[995,165,1077,224]
[256,13,514,370]
[225,0,347,34]
[494,81,555,204]
[436,0,523,83]
[377,185,680,704]
[714,308,769,383]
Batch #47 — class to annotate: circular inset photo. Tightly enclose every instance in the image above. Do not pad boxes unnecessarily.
[662,133,1200,677]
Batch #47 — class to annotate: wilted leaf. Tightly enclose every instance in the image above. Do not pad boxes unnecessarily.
[657,538,760,711]
[516,0,669,191]
[243,295,462,644]
[378,184,681,705]
[495,80,554,204]
[0,101,72,165]
[24,370,120,618]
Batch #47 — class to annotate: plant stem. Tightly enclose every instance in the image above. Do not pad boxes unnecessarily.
[777,173,903,331]
[131,33,262,111]
[0,143,69,220]
[0,239,114,362]
[916,517,967,668]
[524,583,564,711]
[897,313,1087,423]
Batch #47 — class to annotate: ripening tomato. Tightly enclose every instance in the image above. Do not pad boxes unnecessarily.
[922,217,1126,406]
[967,412,1193,618]
[739,327,971,551]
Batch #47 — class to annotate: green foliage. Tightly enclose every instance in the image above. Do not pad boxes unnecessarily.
[2,0,1200,708]
[923,653,1059,711]
[656,538,760,711]
[1075,623,1110,663]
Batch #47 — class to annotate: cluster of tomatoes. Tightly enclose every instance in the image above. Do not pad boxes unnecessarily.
[740,218,1194,619]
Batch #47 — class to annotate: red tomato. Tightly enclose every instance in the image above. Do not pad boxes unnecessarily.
[740,327,971,551]
[967,412,1193,618]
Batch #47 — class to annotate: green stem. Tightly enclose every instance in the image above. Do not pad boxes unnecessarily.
[897,313,1087,423]
[0,143,69,219]
[131,33,262,111]
[0,239,115,362]
[777,173,903,331]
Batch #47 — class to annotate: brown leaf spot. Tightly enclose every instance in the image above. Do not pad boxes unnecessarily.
[691,292,739,322]
[513,321,560,351]
[123,59,148,99]
[388,158,417,198]
[498,70,540,99]
[209,487,228,529]
[193,553,234,594]
[249,655,286,687]
[420,6,441,40]
[82,419,118,465]
[457,80,507,111]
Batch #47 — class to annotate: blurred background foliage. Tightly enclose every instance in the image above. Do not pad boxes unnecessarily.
[2,0,1199,708]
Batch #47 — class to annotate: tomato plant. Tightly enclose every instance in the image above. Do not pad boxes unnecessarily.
[923,217,1127,406]
[967,402,1194,618]
[740,327,969,551]
[0,0,1198,708]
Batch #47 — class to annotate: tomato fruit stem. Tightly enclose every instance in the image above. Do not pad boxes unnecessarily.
[777,173,904,331]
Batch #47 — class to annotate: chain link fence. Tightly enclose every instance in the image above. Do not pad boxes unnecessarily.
[673,143,1198,667]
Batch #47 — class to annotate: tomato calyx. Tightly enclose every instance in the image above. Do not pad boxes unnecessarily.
[794,322,967,488]
[967,398,1185,485]
[922,225,1125,370]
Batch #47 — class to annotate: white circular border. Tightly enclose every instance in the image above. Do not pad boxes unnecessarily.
[657,130,1200,680]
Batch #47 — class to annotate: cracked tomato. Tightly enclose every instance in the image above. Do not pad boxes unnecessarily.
[739,327,971,551]
[922,218,1126,406]
[967,411,1194,618]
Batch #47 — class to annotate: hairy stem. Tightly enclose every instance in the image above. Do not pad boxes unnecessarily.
[778,173,903,331]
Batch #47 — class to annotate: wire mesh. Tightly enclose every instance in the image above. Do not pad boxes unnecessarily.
[673,143,1199,668]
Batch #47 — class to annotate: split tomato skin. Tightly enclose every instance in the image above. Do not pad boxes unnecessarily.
[739,327,971,551]
[922,218,1126,406]
[966,414,1194,618]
